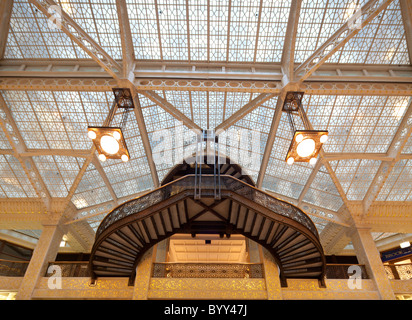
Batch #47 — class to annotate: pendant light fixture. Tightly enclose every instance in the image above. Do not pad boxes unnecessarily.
[283,91,328,165]
[88,88,134,162]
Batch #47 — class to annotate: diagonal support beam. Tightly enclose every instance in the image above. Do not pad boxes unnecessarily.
[0,0,13,60]
[29,0,123,80]
[215,93,275,132]
[256,0,302,188]
[0,93,52,210]
[91,156,119,205]
[139,90,201,132]
[295,0,395,82]
[362,98,412,216]
[129,87,160,188]
[400,0,412,63]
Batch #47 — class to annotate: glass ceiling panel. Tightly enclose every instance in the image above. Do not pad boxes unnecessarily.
[304,95,411,153]
[0,155,37,198]
[295,0,362,63]
[403,136,412,154]
[71,162,113,209]
[303,165,343,212]
[141,93,194,182]
[329,0,410,65]
[1,90,115,150]
[5,0,89,59]
[126,0,289,63]
[220,102,276,182]
[32,155,84,197]
[57,0,123,60]
[330,159,381,201]
[0,129,12,150]
[377,159,412,201]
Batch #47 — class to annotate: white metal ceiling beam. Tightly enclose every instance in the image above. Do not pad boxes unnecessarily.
[115,0,135,80]
[281,0,302,85]
[215,92,276,132]
[256,0,303,189]
[1,76,411,96]
[295,0,395,82]
[114,0,160,188]
[362,98,412,216]
[139,90,201,132]
[2,60,411,83]
[0,0,13,60]
[91,156,119,206]
[0,93,52,210]
[256,93,287,189]
[399,0,412,64]
[28,0,123,80]
[130,87,160,188]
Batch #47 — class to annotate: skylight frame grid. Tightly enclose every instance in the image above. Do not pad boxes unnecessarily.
[304,95,410,154]
[2,90,115,151]
[254,0,291,63]
[377,159,412,201]
[157,0,189,61]
[71,162,113,209]
[127,0,162,60]
[227,0,261,62]
[209,0,229,61]
[5,0,88,60]
[330,0,410,65]
[294,0,357,63]
[330,159,381,201]
[187,0,208,61]
[0,155,37,198]
[32,155,84,197]
[57,0,123,60]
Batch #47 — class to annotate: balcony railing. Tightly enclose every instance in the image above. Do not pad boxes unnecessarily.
[152,262,265,279]
[45,261,90,277]
[325,264,369,279]
[384,263,412,280]
[0,259,29,277]
[7,261,407,281]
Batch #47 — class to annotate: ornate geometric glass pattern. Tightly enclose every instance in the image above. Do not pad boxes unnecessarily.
[4,0,89,59]
[0,0,411,255]
[377,159,412,201]
[126,0,291,62]
[304,95,411,153]
[0,155,37,198]
[330,159,381,201]
[32,155,84,197]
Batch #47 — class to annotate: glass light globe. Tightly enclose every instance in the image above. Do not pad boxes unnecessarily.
[88,130,97,140]
[287,157,294,165]
[100,135,120,155]
[113,131,121,140]
[296,138,316,158]
[309,157,317,165]
[98,153,107,162]
[121,154,129,162]
[295,134,304,143]
[320,134,328,143]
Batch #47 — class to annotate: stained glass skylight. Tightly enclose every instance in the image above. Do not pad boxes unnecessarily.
[0,0,411,249]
